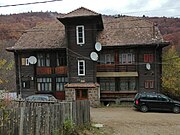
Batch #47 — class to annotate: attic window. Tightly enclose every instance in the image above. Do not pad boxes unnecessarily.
[76,25,85,45]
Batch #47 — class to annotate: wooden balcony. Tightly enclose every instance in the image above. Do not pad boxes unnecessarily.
[100,91,137,101]
[55,66,67,75]
[36,66,67,75]
[97,64,137,72]
[36,67,52,75]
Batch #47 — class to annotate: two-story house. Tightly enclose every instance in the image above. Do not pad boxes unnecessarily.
[7,7,169,106]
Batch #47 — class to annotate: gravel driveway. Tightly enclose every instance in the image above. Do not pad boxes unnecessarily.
[90,107,180,135]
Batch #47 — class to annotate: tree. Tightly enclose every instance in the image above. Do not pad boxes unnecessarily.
[0,40,16,91]
[162,47,180,97]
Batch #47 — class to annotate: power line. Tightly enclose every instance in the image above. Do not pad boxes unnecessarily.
[0,0,62,8]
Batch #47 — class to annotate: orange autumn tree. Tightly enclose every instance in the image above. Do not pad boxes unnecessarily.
[162,47,180,97]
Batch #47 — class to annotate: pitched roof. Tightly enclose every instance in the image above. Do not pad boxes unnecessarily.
[7,20,66,51]
[60,7,99,18]
[97,15,165,46]
[7,8,168,51]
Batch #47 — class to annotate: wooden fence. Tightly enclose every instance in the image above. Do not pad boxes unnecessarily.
[0,100,90,135]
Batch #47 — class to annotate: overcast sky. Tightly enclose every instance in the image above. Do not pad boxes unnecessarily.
[0,0,180,17]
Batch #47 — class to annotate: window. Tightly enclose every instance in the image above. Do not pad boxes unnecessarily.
[144,54,154,63]
[76,25,85,45]
[105,54,114,64]
[22,81,30,89]
[144,80,154,89]
[56,77,68,91]
[56,52,66,66]
[37,53,50,67]
[76,89,88,100]
[21,58,29,66]
[99,78,115,91]
[119,78,136,91]
[119,53,134,64]
[37,78,52,91]
[78,60,85,76]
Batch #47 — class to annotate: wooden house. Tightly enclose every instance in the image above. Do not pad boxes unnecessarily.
[7,7,169,106]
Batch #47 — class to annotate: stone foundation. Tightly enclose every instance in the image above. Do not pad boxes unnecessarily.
[65,83,100,107]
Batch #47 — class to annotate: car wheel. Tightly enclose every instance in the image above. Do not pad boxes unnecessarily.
[173,106,180,113]
[140,105,148,112]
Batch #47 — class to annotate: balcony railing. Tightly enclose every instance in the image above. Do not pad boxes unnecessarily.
[97,64,137,72]
[36,66,67,75]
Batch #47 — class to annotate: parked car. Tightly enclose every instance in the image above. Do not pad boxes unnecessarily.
[25,94,58,102]
[133,92,180,113]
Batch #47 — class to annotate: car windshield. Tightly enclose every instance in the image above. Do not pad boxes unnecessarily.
[25,95,57,102]
[158,94,170,101]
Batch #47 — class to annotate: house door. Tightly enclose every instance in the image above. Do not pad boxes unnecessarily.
[76,89,88,100]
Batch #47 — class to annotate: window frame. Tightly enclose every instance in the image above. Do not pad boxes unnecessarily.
[37,77,52,91]
[37,53,50,67]
[144,54,154,63]
[56,52,66,66]
[56,77,68,91]
[120,53,133,64]
[144,80,154,89]
[76,25,85,45]
[22,81,30,89]
[21,58,29,66]
[76,89,88,100]
[78,60,85,76]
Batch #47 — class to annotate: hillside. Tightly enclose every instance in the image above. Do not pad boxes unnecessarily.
[148,17,180,51]
[0,12,179,91]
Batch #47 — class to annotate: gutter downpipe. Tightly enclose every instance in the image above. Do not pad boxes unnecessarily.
[155,43,159,93]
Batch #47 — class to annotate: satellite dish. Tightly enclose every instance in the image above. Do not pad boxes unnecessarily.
[146,63,151,70]
[28,56,37,64]
[95,42,102,51]
[90,52,98,61]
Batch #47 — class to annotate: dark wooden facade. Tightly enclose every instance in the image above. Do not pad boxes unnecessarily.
[14,49,67,100]
[97,46,164,101]
[7,7,169,104]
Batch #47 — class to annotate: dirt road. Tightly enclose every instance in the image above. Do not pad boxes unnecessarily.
[90,107,180,135]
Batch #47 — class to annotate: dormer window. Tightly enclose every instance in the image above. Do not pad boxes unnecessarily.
[76,25,85,45]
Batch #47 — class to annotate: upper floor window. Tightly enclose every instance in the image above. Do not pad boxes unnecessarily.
[37,53,50,67]
[21,58,29,66]
[119,53,135,64]
[99,51,114,64]
[78,60,85,76]
[144,80,154,89]
[76,25,85,45]
[144,54,154,63]
[56,52,66,66]
[105,54,114,64]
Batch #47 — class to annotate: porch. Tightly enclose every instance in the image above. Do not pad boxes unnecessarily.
[100,91,137,103]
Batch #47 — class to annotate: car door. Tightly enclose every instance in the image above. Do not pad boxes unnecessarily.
[145,94,159,110]
[156,95,171,111]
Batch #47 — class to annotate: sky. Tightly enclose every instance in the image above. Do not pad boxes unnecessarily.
[0,0,180,17]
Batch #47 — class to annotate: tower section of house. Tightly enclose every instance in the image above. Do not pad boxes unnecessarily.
[57,7,104,106]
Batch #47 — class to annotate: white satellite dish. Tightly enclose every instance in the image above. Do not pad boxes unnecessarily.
[90,52,98,61]
[28,56,37,64]
[146,63,151,70]
[95,42,102,52]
